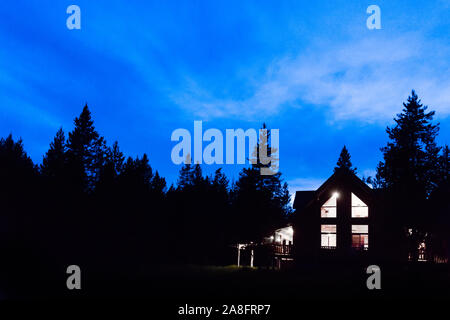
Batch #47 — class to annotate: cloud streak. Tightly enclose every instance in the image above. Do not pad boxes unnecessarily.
[172,33,450,122]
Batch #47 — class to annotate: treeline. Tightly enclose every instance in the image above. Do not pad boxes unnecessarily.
[0,105,292,296]
[1,90,449,296]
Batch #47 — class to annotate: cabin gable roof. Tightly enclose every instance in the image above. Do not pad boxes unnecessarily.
[293,169,373,213]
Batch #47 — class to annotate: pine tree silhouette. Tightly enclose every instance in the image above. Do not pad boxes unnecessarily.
[41,127,66,181]
[376,90,440,197]
[66,104,106,193]
[177,155,194,190]
[374,90,442,261]
[232,124,291,243]
[334,145,357,174]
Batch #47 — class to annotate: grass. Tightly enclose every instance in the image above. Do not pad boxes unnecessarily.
[73,262,450,301]
[3,260,449,300]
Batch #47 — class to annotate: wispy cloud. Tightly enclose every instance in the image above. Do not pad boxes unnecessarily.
[172,33,450,122]
[288,177,324,191]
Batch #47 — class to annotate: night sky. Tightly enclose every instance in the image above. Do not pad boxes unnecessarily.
[1,0,449,194]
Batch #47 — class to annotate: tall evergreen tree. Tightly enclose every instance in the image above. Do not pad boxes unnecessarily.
[334,145,357,174]
[376,90,441,197]
[95,141,124,194]
[41,127,66,181]
[110,141,125,176]
[120,154,154,193]
[0,134,36,194]
[177,157,194,190]
[374,90,442,261]
[232,124,292,242]
[151,171,167,196]
[249,123,279,175]
[0,134,38,246]
[192,163,204,186]
[212,168,229,195]
[66,104,106,193]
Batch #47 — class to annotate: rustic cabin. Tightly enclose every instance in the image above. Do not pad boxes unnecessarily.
[232,168,448,268]
[293,169,379,263]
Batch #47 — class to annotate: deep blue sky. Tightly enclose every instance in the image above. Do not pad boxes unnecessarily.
[1,1,449,193]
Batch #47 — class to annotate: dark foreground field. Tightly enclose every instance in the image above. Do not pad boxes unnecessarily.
[3,261,449,301]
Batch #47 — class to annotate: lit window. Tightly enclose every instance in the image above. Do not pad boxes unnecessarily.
[352,225,368,250]
[321,225,336,249]
[351,193,368,218]
[321,193,338,218]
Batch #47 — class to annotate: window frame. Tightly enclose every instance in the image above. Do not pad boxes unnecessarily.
[351,193,369,218]
[321,224,337,249]
[321,194,338,218]
[351,224,369,250]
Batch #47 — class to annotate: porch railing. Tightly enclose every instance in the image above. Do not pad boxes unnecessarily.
[271,243,292,255]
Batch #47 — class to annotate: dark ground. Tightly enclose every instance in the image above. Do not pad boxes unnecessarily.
[4,261,448,300]
[2,261,449,317]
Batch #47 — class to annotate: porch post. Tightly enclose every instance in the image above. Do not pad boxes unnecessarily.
[237,244,241,267]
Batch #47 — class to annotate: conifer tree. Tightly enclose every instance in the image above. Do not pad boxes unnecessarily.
[232,124,292,242]
[177,155,194,190]
[334,145,357,174]
[0,134,36,194]
[151,171,167,196]
[374,90,442,261]
[376,90,441,197]
[110,141,125,176]
[66,104,106,193]
[41,127,66,181]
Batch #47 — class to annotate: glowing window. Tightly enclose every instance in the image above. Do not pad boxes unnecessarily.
[321,225,336,248]
[352,225,368,250]
[321,193,338,218]
[351,193,368,218]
